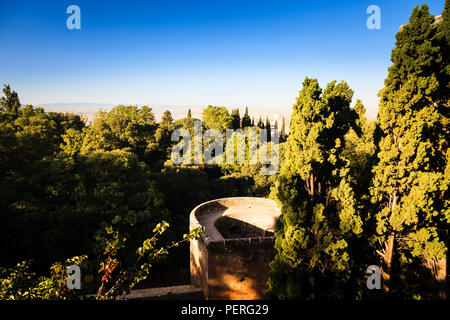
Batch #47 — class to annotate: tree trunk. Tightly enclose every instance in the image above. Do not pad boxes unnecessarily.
[308,274,315,300]
[382,233,395,294]
[435,256,447,300]
[309,173,314,198]
[382,192,398,294]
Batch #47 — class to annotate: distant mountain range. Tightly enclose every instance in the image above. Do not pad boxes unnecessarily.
[35,103,293,127]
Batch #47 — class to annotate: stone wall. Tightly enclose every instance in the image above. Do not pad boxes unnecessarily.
[191,236,277,299]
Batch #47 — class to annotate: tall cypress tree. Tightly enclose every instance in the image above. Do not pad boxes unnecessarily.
[280,117,286,142]
[257,116,263,129]
[274,119,279,141]
[0,84,20,119]
[371,4,449,298]
[231,108,241,129]
[241,106,251,128]
[265,116,271,142]
[160,110,173,128]
[187,108,192,119]
[436,0,450,102]
[268,77,362,299]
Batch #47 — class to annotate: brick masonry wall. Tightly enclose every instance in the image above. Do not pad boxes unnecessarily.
[206,237,276,300]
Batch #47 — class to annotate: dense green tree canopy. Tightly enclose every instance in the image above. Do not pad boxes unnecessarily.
[280,117,286,142]
[201,105,233,130]
[371,4,449,298]
[231,108,241,129]
[160,110,174,128]
[0,85,279,293]
[91,105,161,165]
[0,85,20,117]
[268,77,362,299]
[241,107,252,128]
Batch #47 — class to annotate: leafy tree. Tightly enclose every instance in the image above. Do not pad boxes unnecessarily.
[60,127,105,156]
[241,107,252,128]
[94,220,203,300]
[187,108,192,119]
[273,119,279,142]
[268,77,362,299]
[280,117,286,142]
[0,84,20,118]
[0,257,88,300]
[174,116,198,132]
[343,100,377,195]
[154,110,176,165]
[220,162,279,197]
[435,0,450,106]
[370,4,449,299]
[160,110,174,128]
[257,116,264,129]
[0,222,203,300]
[91,105,159,164]
[0,104,84,162]
[0,148,170,272]
[266,116,271,142]
[231,108,241,129]
[201,105,232,130]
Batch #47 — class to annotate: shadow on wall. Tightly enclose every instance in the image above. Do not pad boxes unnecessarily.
[208,271,260,300]
[206,238,276,300]
[215,216,274,239]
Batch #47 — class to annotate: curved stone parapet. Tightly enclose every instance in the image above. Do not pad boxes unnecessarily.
[189,197,281,242]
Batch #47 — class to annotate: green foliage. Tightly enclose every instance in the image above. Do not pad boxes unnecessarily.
[265,116,271,142]
[160,110,174,128]
[268,77,363,299]
[0,85,280,299]
[0,218,204,300]
[241,107,252,128]
[231,108,241,129]
[220,162,279,197]
[0,145,169,271]
[257,115,264,129]
[91,105,160,165]
[0,256,88,300]
[61,127,105,156]
[280,117,286,142]
[0,84,20,118]
[370,3,449,299]
[343,100,377,198]
[154,110,176,166]
[94,217,204,300]
[202,105,233,131]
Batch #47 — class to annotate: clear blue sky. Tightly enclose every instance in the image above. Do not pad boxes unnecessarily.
[0,0,446,119]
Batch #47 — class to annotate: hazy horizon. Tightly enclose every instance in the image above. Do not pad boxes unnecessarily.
[35,102,295,125]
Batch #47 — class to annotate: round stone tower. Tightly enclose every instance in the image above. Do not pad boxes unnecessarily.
[189,197,281,300]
